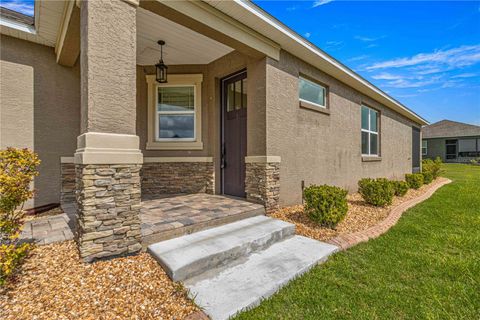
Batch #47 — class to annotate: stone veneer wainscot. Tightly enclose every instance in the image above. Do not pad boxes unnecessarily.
[141,159,214,196]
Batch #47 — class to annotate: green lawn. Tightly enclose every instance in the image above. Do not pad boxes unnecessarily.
[235,164,480,320]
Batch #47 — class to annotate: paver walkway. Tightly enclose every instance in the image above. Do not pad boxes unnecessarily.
[20,208,76,245]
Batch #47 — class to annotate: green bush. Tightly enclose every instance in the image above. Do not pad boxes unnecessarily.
[392,180,409,197]
[358,178,395,207]
[422,157,442,179]
[303,185,348,228]
[405,173,424,189]
[422,171,433,184]
[0,147,40,286]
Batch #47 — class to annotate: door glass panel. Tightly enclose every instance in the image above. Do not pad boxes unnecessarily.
[234,80,242,110]
[242,78,247,109]
[227,82,235,112]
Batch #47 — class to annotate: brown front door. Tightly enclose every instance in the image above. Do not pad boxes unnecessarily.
[221,70,247,197]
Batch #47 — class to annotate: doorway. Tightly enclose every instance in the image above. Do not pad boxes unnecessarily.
[221,70,247,197]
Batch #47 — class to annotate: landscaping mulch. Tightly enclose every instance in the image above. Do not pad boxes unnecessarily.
[269,181,436,242]
[0,241,199,320]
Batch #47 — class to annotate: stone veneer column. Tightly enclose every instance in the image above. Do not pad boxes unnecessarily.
[75,0,142,262]
[245,156,280,212]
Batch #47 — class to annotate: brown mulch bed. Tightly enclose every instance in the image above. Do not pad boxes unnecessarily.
[0,241,198,320]
[269,181,436,242]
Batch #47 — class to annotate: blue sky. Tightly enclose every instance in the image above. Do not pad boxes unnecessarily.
[2,0,479,125]
[254,0,480,125]
[1,0,34,16]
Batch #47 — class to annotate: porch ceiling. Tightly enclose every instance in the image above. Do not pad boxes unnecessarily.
[136,7,234,66]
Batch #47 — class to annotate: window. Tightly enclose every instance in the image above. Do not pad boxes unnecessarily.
[157,86,195,140]
[299,77,326,108]
[361,105,379,156]
[146,74,203,150]
[422,140,428,156]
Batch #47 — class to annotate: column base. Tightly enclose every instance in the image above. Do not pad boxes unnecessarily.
[245,156,280,212]
[76,163,142,262]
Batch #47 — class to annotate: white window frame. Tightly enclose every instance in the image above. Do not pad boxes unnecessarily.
[361,105,379,156]
[299,76,327,109]
[422,140,428,156]
[146,74,203,150]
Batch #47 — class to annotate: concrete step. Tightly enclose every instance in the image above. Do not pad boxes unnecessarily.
[147,216,295,281]
[184,236,339,320]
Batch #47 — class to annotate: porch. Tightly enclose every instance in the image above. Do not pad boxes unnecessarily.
[22,194,265,248]
[55,0,281,262]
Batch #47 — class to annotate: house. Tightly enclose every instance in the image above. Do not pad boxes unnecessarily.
[422,120,480,163]
[0,0,427,261]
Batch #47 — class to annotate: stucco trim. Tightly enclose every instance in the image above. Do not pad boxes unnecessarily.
[60,157,74,164]
[299,100,330,115]
[143,157,213,163]
[362,156,382,162]
[74,132,143,165]
[145,74,204,150]
[245,156,281,163]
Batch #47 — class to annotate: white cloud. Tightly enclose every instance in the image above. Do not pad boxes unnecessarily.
[354,35,385,42]
[304,32,311,38]
[451,73,477,78]
[0,0,34,16]
[324,40,344,50]
[366,45,480,70]
[371,73,404,80]
[348,55,369,62]
[313,0,334,8]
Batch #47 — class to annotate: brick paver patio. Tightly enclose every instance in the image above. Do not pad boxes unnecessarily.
[141,194,265,245]
[20,194,265,246]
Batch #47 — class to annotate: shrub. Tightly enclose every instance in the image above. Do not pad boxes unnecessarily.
[358,178,395,207]
[405,173,424,189]
[422,157,442,179]
[392,180,409,197]
[0,147,40,286]
[422,171,433,184]
[303,185,348,228]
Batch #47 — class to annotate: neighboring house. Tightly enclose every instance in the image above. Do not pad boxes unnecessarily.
[422,120,480,163]
[0,1,427,212]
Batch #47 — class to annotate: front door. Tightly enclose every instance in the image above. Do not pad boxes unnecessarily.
[412,126,421,173]
[221,71,247,197]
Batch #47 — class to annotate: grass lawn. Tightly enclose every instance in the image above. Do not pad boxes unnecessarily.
[235,164,480,320]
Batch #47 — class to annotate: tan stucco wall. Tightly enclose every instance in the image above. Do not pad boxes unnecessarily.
[0,35,80,208]
[80,0,137,135]
[266,51,418,206]
[136,50,267,193]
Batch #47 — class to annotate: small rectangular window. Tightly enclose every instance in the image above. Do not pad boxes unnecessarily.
[299,77,326,108]
[361,105,379,156]
[422,140,427,156]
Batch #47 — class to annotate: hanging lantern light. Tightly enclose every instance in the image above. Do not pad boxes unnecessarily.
[155,40,168,83]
